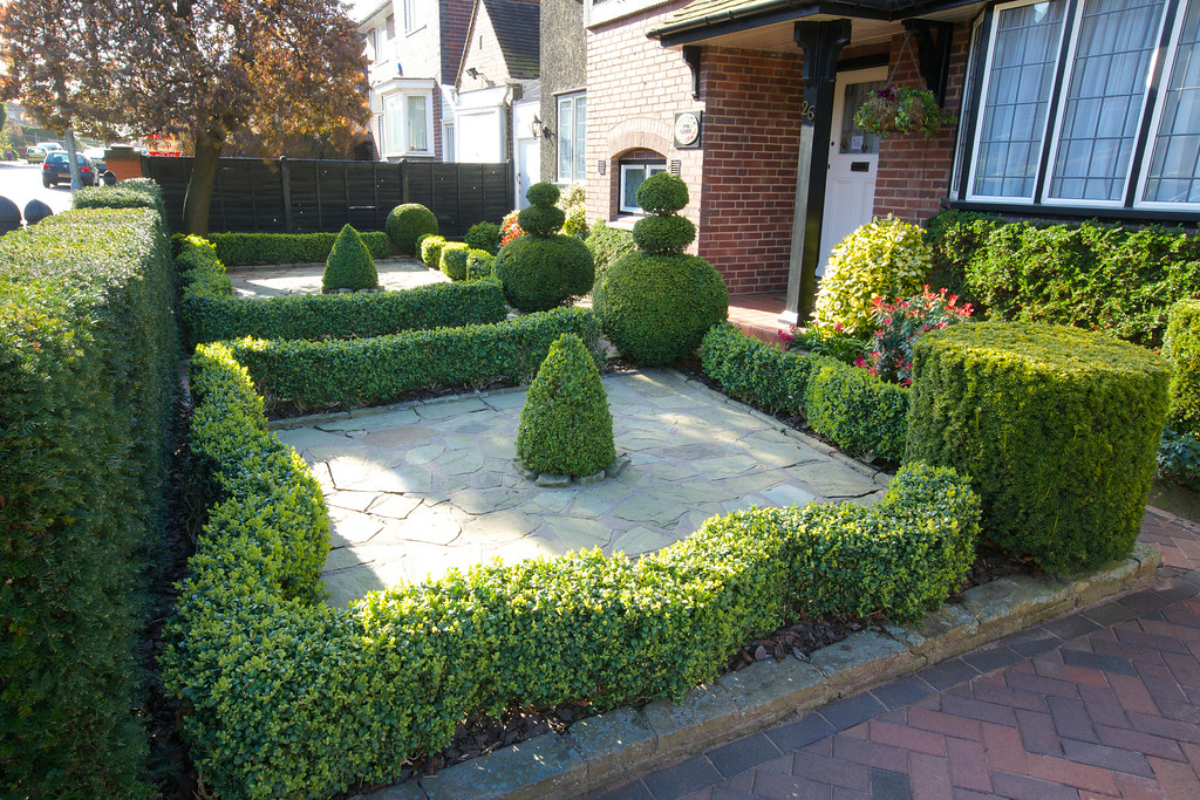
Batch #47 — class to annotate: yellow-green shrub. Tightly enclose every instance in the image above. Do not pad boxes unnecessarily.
[1163,299,1200,435]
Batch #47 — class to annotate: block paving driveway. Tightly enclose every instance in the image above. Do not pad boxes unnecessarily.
[592,512,1200,800]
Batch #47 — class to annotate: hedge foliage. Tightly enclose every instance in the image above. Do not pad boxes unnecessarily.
[440,241,470,281]
[207,230,393,266]
[924,211,1200,348]
[322,224,378,291]
[1165,299,1200,435]
[585,219,636,284]
[1,203,179,797]
[73,177,168,221]
[493,233,595,312]
[167,347,979,798]
[228,306,603,411]
[701,324,908,461]
[906,322,1169,572]
[178,235,507,345]
[421,235,447,268]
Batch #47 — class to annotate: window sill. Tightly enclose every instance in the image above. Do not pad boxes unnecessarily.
[606,215,640,230]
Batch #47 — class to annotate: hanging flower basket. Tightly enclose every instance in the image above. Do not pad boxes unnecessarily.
[853,86,956,139]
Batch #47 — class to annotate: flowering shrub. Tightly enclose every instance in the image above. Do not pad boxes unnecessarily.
[500,210,524,247]
[778,326,871,366]
[860,286,973,385]
[557,183,588,239]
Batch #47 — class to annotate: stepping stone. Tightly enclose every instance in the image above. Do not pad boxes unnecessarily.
[531,489,578,513]
[481,435,517,459]
[454,488,525,515]
[610,526,676,556]
[359,426,437,448]
[325,490,377,512]
[725,471,788,495]
[652,463,699,481]
[545,516,613,550]
[569,494,613,518]
[660,443,732,460]
[366,494,421,520]
[693,455,758,480]
[762,484,817,509]
[274,427,351,450]
[319,408,420,431]
[388,504,462,545]
[786,462,877,498]
[613,495,688,528]
[615,430,671,451]
[327,509,385,547]
[482,391,528,410]
[656,481,736,505]
[738,432,824,468]
[328,456,431,493]
[415,397,488,420]
[459,510,539,545]
[406,443,445,465]
[723,495,768,514]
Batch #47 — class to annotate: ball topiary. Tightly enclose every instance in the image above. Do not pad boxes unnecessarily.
[322,224,378,291]
[526,182,561,207]
[494,234,593,311]
[636,172,689,214]
[440,242,470,281]
[517,333,615,478]
[386,203,439,255]
[518,181,566,236]
[466,248,496,280]
[813,215,931,336]
[465,221,502,255]
[594,173,728,365]
[594,253,728,366]
[420,235,447,269]
[906,321,1170,573]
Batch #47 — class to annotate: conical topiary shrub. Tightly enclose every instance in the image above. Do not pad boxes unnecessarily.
[593,173,728,366]
[517,333,615,478]
[322,224,379,292]
[494,182,594,312]
[386,203,439,255]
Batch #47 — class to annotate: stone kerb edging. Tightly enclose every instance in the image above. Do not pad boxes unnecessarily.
[360,542,1161,800]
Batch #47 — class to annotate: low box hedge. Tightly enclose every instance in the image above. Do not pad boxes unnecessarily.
[165,341,979,799]
[700,324,908,461]
[1,203,179,796]
[924,210,1200,348]
[228,306,604,411]
[178,235,508,345]
[207,230,393,265]
[1164,299,1200,436]
[906,321,1169,572]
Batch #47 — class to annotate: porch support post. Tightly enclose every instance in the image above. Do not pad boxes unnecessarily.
[781,19,852,328]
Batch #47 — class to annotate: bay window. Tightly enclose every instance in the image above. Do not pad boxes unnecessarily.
[382,86,434,157]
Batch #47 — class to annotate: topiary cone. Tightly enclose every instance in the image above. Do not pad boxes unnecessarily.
[322,224,378,291]
[517,333,615,478]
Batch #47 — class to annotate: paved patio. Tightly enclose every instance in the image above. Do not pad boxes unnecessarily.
[226,257,445,297]
[272,369,887,609]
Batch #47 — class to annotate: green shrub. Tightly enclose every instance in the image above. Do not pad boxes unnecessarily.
[387,203,439,255]
[636,172,688,214]
[493,234,594,312]
[1158,425,1200,490]
[229,306,602,411]
[558,182,588,239]
[74,177,168,221]
[906,321,1169,572]
[169,347,979,800]
[1,207,179,797]
[922,210,999,308]
[518,333,616,477]
[1164,299,1200,435]
[440,241,470,281]
[208,230,392,265]
[421,235,447,269]
[923,211,1200,348]
[323,224,379,291]
[465,221,501,255]
[517,182,566,237]
[631,214,695,254]
[700,324,909,460]
[467,248,496,280]
[814,215,931,336]
[595,253,727,366]
[780,326,872,365]
[525,182,560,208]
[586,220,636,286]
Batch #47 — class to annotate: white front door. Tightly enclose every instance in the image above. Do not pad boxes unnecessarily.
[517,138,539,209]
[818,67,888,274]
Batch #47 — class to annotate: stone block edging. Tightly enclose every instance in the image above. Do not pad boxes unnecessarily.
[361,542,1161,800]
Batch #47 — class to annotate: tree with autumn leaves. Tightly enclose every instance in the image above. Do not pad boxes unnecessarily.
[0,0,370,234]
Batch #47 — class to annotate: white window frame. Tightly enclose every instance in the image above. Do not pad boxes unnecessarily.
[965,0,1069,204]
[557,92,587,184]
[618,161,668,214]
[403,0,423,35]
[382,86,435,158]
[443,121,456,163]
[1041,0,1169,209]
[1137,0,1200,210]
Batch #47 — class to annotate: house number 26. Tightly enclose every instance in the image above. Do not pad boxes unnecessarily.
[800,101,816,121]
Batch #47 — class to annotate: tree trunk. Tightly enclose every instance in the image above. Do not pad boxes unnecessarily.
[182,130,222,235]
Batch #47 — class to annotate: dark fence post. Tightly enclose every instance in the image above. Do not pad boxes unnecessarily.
[280,157,294,234]
[401,159,409,204]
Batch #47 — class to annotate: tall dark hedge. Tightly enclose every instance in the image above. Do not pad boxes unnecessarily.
[0,203,180,797]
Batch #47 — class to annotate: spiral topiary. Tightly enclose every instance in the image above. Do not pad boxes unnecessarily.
[593,173,728,365]
[440,242,470,281]
[386,203,439,255]
[494,182,594,312]
[517,333,615,478]
[322,224,378,292]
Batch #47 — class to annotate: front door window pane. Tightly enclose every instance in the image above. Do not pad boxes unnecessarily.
[1144,0,1200,203]
[972,1,1067,199]
[1049,0,1165,202]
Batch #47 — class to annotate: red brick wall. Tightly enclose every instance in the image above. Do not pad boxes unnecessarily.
[698,48,804,294]
[872,23,970,224]
[440,0,474,85]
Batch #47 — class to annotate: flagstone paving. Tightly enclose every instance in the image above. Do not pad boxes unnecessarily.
[226,257,445,297]
[270,368,886,609]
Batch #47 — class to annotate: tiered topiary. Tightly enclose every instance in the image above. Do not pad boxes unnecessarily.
[494,183,594,312]
[465,221,501,255]
[439,242,470,281]
[906,321,1170,573]
[322,224,379,292]
[517,333,615,478]
[386,203,438,256]
[593,173,728,366]
[420,235,447,269]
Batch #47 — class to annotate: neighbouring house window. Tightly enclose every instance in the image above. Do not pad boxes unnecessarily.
[443,122,456,162]
[403,0,420,34]
[961,0,1198,211]
[557,93,587,183]
[1142,0,1200,204]
[383,90,434,156]
[619,160,668,213]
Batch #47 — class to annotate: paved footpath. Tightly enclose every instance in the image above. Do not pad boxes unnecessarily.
[591,511,1200,800]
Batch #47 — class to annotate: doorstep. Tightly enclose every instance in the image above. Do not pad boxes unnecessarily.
[357,542,1161,800]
